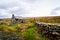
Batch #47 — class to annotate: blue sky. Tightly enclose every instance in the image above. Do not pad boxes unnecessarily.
[0,0,60,18]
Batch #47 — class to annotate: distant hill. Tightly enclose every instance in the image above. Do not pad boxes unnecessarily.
[25,16,60,23]
[0,18,11,23]
[0,16,60,23]
[35,16,60,23]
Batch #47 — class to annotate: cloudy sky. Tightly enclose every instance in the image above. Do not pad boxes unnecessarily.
[0,0,60,18]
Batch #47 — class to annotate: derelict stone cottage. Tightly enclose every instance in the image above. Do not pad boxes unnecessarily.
[11,14,25,23]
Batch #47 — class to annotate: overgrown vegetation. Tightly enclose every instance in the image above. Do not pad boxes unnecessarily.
[25,16,60,23]
[0,16,60,40]
[0,22,49,40]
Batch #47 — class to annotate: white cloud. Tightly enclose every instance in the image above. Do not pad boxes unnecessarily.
[56,10,60,15]
[0,0,60,18]
[50,7,60,16]
[0,9,11,18]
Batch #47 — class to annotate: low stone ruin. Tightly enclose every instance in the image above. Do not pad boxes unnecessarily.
[35,21,60,40]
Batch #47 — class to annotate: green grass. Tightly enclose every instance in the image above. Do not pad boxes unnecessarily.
[23,28,36,40]
[20,27,49,40]
[0,22,49,40]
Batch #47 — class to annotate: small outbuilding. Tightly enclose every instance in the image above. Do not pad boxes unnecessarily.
[11,14,25,24]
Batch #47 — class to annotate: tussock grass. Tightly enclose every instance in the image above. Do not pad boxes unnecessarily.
[0,22,49,40]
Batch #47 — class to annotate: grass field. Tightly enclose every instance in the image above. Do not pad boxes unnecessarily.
[25,16,60,23]
[0,22,49,40]
[0,16,60,40]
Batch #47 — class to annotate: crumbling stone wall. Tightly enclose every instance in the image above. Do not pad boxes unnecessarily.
[35,22,60,40]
